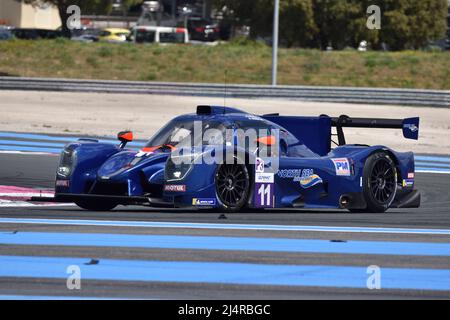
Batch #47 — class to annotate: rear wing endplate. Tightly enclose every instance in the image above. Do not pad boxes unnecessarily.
[331,115,419,146]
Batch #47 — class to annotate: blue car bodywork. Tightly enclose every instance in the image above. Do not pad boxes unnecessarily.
[39,106,420,212]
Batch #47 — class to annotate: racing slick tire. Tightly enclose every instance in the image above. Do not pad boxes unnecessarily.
[357,151,397,213]
[215,163,250,213]
[75,200,117,211]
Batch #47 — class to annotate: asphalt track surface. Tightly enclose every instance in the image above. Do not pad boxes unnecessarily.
[0,152,449,299]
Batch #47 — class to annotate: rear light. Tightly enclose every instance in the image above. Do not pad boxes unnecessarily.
[176,28,185,33]
[213,27,220,33]
[195,27,205,33]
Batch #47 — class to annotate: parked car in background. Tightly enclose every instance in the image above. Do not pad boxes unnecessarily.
[131,26,189,44]
[71,34,99,42]
[11,28,63,40]
[0,28,13,41]
[71,28,100,42]
[98,28,131,43]
[185,17,220,42]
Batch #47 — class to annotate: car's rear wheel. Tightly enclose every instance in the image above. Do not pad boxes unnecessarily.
[359,151,397,213]
[75,200,117,211]
[215,163,250,212]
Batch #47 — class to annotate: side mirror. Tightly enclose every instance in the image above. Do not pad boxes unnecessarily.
[118,131,133,148]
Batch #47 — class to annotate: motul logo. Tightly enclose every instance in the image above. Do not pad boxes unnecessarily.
[164,185,186,192]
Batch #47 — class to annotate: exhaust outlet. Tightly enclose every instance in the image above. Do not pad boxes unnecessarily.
[339,195,350,209]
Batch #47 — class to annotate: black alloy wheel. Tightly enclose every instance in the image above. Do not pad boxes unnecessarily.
[360,151,398,213]
[215,164,250,212]
[369,158,396,204]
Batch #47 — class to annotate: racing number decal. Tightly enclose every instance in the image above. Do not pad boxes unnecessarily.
[258,184,271,206]
[254,158,274,208]
[255,183,273,208]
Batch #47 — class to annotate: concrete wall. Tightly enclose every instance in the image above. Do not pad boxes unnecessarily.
[0,0,61,29]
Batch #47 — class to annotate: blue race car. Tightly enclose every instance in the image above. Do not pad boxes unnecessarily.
[33,105,420,213]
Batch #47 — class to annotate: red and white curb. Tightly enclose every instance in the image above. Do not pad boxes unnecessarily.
[0,185,73,207]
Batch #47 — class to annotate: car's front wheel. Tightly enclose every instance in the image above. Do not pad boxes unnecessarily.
[215,163,250,212]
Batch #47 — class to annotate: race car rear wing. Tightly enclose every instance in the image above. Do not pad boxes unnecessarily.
[331,115,420,146]
[262,113,419,155]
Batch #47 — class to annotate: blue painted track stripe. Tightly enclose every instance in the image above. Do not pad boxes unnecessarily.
[0,132,145,147]
[416,167,450,173]
[415,162,450,168]
[0,140,65,148]
[0,145,63,153]
[1,256,450,291]
[0,139,141,150]
[1,218,450,235]
[1,232,450,256]
[0,144,138,153]
[415,156,450,163]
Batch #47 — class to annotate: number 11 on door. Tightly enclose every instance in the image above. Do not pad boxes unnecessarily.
[255,183,274,208]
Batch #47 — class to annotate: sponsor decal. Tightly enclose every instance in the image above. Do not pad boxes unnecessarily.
[404,123,418,132]
[408,172,415,179]
[331,158,351,176]
[164,184,186,192]
[55,180,70,187]
[402,179,414,187]
[255,172,274,183]
[136,151,153,158]
[299,174,323,189]
[255,158,265,173]
[277,168,313,179]
[245,115,262,121]
[254,182,274,208]
[192,198,216,206]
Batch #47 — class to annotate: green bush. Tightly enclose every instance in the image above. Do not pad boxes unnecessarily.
[98,46,113,57]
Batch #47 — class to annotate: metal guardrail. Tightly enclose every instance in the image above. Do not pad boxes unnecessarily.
[0,77,448,107]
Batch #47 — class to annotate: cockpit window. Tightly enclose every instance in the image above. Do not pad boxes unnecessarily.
[145,117,318,158]
[145,119,231,149]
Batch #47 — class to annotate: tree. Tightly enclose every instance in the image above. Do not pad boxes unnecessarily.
[215,0,317,47]
[279,0,317,47]
[19,0,142,37]
[215,0,448,50]
[378,0,448,50]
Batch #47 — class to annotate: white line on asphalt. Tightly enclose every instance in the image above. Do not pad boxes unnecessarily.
[0,218,449,235]
[0,193,54,197]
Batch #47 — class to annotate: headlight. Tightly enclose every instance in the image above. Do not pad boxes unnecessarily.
[165,153,199,181]
[57,146,77,178]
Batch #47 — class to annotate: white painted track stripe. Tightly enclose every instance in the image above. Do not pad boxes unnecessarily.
[415,170,450,174]
[0,218,449,235]
[0,193,54,197]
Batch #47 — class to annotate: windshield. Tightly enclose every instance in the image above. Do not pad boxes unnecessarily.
[135,30,156,43]
[159,32,185,43]
[145,119,231,150]
[0,31,11,40]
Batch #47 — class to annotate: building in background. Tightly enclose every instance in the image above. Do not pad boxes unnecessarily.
[0,0,61,29]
